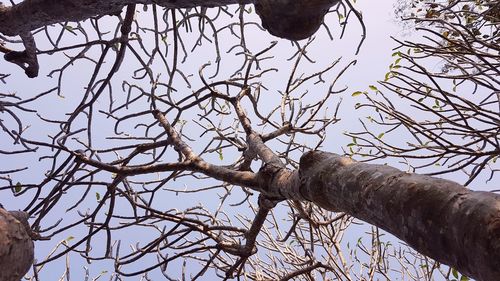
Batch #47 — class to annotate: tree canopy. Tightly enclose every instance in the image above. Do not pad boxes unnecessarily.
[0,0,499,280]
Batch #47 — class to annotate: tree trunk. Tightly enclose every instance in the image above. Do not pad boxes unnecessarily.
[0,209,34,281]
[264,151,500,281]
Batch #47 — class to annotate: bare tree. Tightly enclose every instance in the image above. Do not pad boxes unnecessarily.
[0,0,498,281]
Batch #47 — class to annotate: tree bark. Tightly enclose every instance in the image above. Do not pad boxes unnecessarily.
[155,110,500,281]
[0,0,252,37]
[263,151,500,281]
[0,209,34,281]
[0,0,337,40]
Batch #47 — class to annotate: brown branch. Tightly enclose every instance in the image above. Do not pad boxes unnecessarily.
[279,261,331,281]
[0,0,253,37]
[222,194,279,278]
[152,109,261,190]
[3,32,39,77]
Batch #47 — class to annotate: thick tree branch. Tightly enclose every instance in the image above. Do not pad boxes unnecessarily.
[152,110,261,190]
[290,151,500,281]
[2,32,39,77]
[0,0,253,37]
[221,195,279,278]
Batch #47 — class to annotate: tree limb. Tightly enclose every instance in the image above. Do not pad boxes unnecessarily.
[0,0,253,37]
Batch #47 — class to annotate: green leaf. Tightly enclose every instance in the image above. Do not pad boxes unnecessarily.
[66,236,75,242]
[452,268,459,278]
[384,72,392,81]
[63,25,77,36]
[377,133,385,139]
[14,182,22,193]
[460,275,470,281]
[347,143,356,147]
[351,91,364,97]
[218,148,223,160]
[96,192,101,201]
[369,85,378,91]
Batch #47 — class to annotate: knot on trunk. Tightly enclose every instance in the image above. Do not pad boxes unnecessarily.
[254,0,340,40]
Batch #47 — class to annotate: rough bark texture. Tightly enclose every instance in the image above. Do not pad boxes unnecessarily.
[254,0,339,40]
[0,0,253,37]
[287,151,500,281]
[0,209,34,281]
[0,0,334,41]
